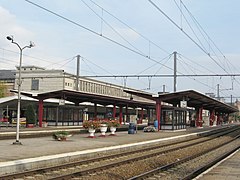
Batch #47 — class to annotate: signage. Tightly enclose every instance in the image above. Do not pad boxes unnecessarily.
[180,100,187,108]
[59,99,65,106]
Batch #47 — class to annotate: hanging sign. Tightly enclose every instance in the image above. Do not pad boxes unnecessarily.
[59,99,65,106]
[180,100,187,108]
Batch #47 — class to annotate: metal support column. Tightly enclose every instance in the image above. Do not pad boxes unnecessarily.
[173,51,177,92]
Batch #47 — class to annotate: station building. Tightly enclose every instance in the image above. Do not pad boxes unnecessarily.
[0,66,238,130]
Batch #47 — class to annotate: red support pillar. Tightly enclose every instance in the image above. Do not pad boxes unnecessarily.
[113,104,116,119]
[199,107,203,127]
[210,109,215,126]
[38,98,43,128]
[119,106,123,124]
[156,99,161,131]
[94,103,97,120]
[196,107,203,127]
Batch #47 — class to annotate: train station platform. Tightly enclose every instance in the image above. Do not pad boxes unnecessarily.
[197,149,240,180]
[0,124,239,177]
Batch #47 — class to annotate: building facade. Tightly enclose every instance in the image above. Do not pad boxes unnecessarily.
[0,70,15,97]
[12,66,155,125]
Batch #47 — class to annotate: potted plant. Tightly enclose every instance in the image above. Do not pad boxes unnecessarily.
[52,131,72,141]
[25,104,36,128]
[108,120,120,136]
[83,120,101,138]
[99,119,109,137]
[42,121,48,127]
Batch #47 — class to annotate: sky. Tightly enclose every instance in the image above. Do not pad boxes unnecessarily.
[0,0,240,103]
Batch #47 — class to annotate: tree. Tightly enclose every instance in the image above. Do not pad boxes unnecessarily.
[0,82,7,98]
[25,104,36,125]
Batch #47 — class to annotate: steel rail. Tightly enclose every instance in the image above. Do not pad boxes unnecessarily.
[128,134,240,180]
[0,126,238,179]
[181,145,240,180]
[49,127,240,179]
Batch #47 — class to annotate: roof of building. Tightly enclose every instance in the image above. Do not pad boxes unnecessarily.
[124,89,238,114]
[11,89,156,109]
[0,70,15,80]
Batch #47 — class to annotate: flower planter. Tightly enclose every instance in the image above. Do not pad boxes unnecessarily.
[27,124,34,128]
[88,128,96,138]
[42,122,48,128]
[99,125,108,137]
[109,126,117,136]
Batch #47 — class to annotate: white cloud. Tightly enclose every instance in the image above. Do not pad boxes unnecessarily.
[0,6,35,46]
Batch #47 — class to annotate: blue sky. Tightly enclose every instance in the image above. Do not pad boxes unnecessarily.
[1,0,240,102]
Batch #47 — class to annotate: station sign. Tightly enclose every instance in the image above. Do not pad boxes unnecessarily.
[180,100,187,108]
[59,99,65,105]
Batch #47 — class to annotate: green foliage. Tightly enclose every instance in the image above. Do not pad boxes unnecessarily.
[0,82,7,98]
[52,131,71,141]
[25,104,36,125]
[108,120,120,127]
[83,120,101,129]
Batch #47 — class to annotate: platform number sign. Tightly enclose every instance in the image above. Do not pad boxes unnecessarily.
[59,99,65,106]
[180,100,187,108]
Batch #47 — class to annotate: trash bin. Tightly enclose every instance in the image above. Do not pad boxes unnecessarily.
[128,122,136,134]
[154,120,158,129]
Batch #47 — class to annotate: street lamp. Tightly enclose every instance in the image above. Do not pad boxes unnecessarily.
[6,36,34,145]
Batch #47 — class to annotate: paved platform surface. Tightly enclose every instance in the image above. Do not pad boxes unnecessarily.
[198,149,240,180]
[0,127,201,162]
[0,124,239,178]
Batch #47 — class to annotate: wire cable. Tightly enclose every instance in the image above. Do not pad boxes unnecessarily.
[148,0,229,74]
[88,0,170,55]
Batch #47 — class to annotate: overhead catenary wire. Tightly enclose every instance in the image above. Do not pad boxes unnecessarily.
[177,0,235,74]
[148,0,229,74]
[180,0,239,71]
[81,0,145,55]
[22,0,240,98]
[0,47,76,70]
[88,0,171,55]
[173,0,209,53]
[178,0,240,76]
[23,0,181,75]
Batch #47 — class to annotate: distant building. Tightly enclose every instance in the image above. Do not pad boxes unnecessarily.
[14,66,151,103]
[0,70,15,97]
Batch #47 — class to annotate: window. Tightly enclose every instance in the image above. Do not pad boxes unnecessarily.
[31,79,39,90]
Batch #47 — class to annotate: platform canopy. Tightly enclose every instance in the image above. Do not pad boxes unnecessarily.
[123,89,238,114]
[12,89,155,109]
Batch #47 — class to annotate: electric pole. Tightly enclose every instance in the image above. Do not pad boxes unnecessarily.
[76,55,80,91]
[173,51,177,92]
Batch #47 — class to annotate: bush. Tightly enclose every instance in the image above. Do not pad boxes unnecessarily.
[108,120,120,127]
[25,104,36,125]
[82,120,101,129]
[52,131,72,141]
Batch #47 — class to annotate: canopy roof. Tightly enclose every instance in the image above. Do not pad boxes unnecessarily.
[124,89,238,114]
[14,89,155,109]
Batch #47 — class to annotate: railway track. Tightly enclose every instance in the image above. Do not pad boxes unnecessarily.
[0,125,239,180]
[130,134,240,179]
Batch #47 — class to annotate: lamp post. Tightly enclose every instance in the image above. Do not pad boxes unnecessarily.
[6,36,34,145]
